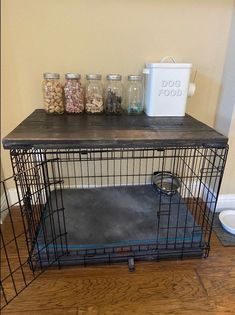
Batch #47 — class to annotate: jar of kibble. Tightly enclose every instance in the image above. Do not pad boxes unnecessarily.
[43,73,64,114]
[126,75,144,114]
[105,74,123,115]
[64,73,84,114]
[85,74,104,114]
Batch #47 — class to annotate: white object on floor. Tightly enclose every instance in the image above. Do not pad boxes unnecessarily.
[219,210,235,235]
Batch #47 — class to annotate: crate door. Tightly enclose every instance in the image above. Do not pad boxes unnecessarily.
[0,156,67,310]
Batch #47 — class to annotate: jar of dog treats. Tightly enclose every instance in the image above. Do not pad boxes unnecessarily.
[64,73,84,114]
[43,73,64,114]
[85,74,104,114]
[104,74,123,115]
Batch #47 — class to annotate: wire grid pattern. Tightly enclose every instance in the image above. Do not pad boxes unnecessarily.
[38,146,227,258]
[0,145,228,308]
[0,154,67,309]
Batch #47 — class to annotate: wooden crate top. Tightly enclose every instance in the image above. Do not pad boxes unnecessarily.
[2,109,228,149]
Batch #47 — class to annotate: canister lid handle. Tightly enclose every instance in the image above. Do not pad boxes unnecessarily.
[143,68,150,74]
[160,56,176,63]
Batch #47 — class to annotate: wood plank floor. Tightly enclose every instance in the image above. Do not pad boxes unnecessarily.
[1,209,235,315]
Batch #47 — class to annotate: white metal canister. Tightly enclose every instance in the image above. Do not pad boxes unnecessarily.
[143,56,195,117]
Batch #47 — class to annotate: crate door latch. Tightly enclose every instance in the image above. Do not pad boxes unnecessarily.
[128,257,135,272]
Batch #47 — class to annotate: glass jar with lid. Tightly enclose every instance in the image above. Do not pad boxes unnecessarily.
[43,73,64,114]
[125,75,144,114]
[104,74,123,114]
[64,73,84,114]
[85,74,104,114]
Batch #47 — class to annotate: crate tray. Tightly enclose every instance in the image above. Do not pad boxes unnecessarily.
[36,185,202,253]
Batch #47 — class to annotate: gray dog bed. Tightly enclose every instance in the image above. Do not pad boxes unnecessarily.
[36,185,202,253]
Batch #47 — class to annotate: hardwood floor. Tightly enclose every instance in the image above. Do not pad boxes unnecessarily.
[1,209,235,315]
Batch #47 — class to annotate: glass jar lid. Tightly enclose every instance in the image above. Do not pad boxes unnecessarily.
[65,73,81,79]
[86,74,102,80]
[106,74,122,81]
[43,73,60,79]
[128,75,142,81]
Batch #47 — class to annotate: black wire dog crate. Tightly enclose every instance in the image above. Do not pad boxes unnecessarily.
[1,110,228,308]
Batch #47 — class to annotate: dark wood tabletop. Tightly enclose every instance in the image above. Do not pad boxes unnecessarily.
[2,109,228,149]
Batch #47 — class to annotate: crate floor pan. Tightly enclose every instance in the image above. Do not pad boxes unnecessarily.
[35,185,203,266]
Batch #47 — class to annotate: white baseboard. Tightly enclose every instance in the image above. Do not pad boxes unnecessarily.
[1,188,21,224]
[216,194,235,212]
[187,181,235,212]
[8,187,20,205]
[1,194,8,224]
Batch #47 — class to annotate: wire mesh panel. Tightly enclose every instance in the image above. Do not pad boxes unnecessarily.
[0,144,228,307]
[0,152,67,310]
[18,145,227,266]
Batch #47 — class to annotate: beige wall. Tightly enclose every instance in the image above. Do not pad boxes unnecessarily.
[216,5,235,136]
[220,105,235,194]
[1,0,234,183]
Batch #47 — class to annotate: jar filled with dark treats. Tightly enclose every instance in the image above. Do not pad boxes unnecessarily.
[104,74,123,114]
